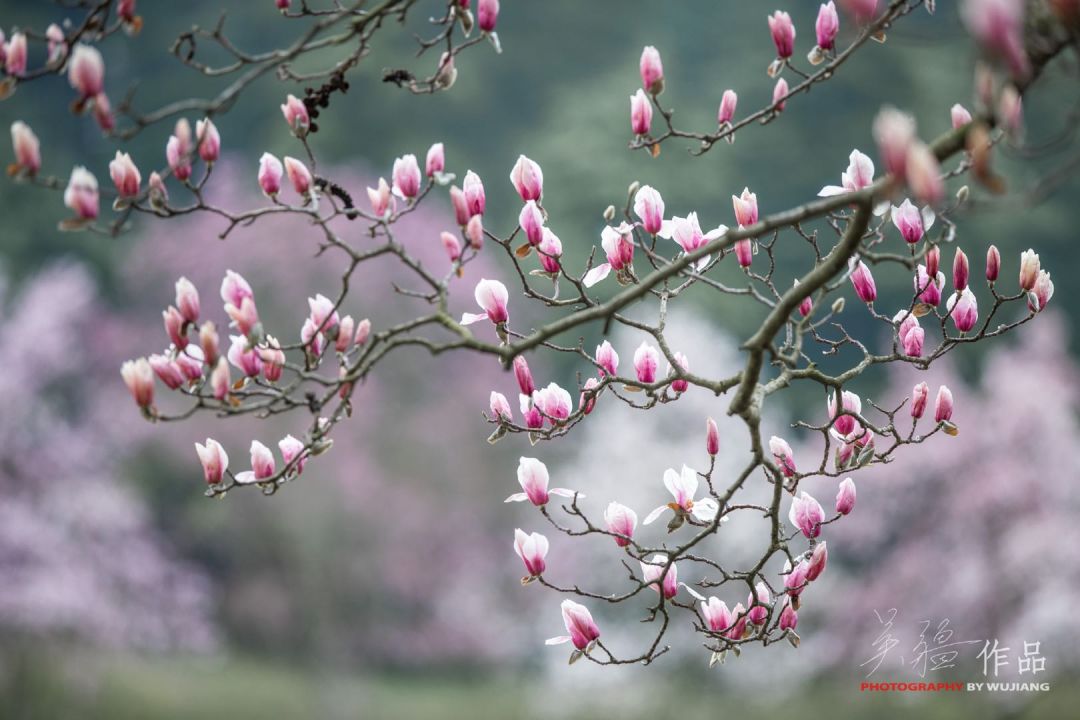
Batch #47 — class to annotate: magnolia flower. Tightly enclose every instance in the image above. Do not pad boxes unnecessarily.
[64,166,99,221]
[953,248,970,291]
[640,554,679,599]
[788,491,825,538]
[702,597,733,633]
[849,259,877,303]
[669,352,689,393]
[210,357,230,400]
[643,465,720,526]
[630,88,653,136]
[915,264,944,306]
[258,336,285,382]
[784,558,810,596]
[546,599,600,651]
[258,153,283,197]
[906,141,943,205]
[891,198,935,243]
[768,11,796,59]
[509,154,544,202]
[518,200,544,246]
[836,477,857,515]
[490,391,512,421]
[392,153,422,199]
[149,354,183,392]
[463,170,486,216]
[477,0,499,31]
[806,541,829,580]
[283,156,313,197]
[68,44,105,98]
[537,227,562,274]
[441,231,462,262]
[947,287,979,333]
[633,185,665,234]
[280,94,309,136]
[279,435,307,475]
[633,342,660,384]
[109,151,141,199]
[815,2,840,51]
[228,335,262,377]
[10,121,40,175]
[819,149,875,196]
[706,417,720,456]
[911,381,929,419]
[367,177,394,218]
[772,77,789,111]
[604,502,638,547]
[532,382,572,423]
[934,385,953,422]
[513,529,548,577]
[961,0,1029,80]
[308,293,339,333]
[595,340,619,376]
[195,118,220,163]
[770,435,797,477]
[461,278,509,326]
[505,457,579,506]
[121,358,154,408]
[718,90,738,125]
[657,212,726,269]
[195,438,229,485]
[747,581,771,624]
[5,32,27,77]
[732,187,758,227]
[1018,249,1040,291]
[449,185,470,225]
[639,46,664,94]
[583,223,636,287]
[828,389,862,437]
[873,106,916,179]
[779,601,799,631]
[1029,270,1054,312]
[951,103,973,128]
[235,440,276,485]
[986,245,1001,282]
[513,355,535,397]
[175,277,200,324]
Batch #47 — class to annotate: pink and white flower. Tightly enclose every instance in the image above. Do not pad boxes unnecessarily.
[513,529,548,577]
[947,287,979,333]
[633,341,660,384]
[604,502,637,547]
[770,435,797,477]
[643,465,720,526]
[891,198,935,243]
[633,185,665,234]
[509,154,543,202]
[505,457,579,506]
[546,599,600,651]
[788,491,825,538]
[818,149,875,197]
[461,278,509,326]
[195,438,229,485]
[836,477,857,515]
[532,382,572,423]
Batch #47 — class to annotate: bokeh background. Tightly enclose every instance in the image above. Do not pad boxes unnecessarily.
[1,2,1079,718]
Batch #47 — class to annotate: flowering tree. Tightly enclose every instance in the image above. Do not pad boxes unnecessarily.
[3,0,1077,668]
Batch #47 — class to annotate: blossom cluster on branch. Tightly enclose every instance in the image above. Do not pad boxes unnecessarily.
[3,0,1078,667]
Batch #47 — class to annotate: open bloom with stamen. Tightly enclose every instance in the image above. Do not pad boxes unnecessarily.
[770,436,797,477]
[604,502,637,547]
[546,599,600,651]
[505,457,579,506]
[633,185,665,234]
[819,149,875,197]
[643,465,720,525]
[641,554,679,599]
[513,529,548,577]
[195,438,228,485]
[891,198,935,243]
[633,342,660,384]
[789,491,825,538]
[947,287,979,333]
[461,278,509,326]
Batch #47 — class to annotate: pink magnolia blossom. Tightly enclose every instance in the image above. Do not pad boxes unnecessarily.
[747,581,771,624]
[779,601,798,631]
[604,501,638,547]
[819,149,875,196]
[828,389,862,436]
[961,0,1030,80]
[546,599,600,651]
[806,540,828,580]
[953,248,970,291]
[911,381,929,418]
[532,382,572,423]
[166,135,192,182]
[906,141,944,205]
[175,277,200,324]
[195,118,220,163]
[816,2,840,50]
[441,231,462,262]
[278,434,307,475]
[669,352,689,393]
[518,201,544,246]
[228,335,262,377]
[283,156,313,197]
[280,94,310,136]
[579,378,600,415]
[732,187,758,226]
[633,341,660,384]
[300,318,324,357]
[841,0,879,23]
[392,153,422,199]
[5,32,26,76]
[149,354,184,389]
[336,316,355,352]
[10,121,40,175]
[630,88,653,136]
[902,321,925,357]
[354,318,371,346]
[121,357,154,408]
[68,44,105,98]
[770,435,797,476]
[595,340,619,377]
[308,293,340,333]
[706,417,720,456]
[1019,249,1040,291]
[702,597,733,633]
[633,185,665,234]
[926,244,941,277]
[658,213,727,268]
[465,214,484,249]
[513,355,535,396]
[163,306,187,349]
[735,238,753,267]
[258,336,285,382]
[718,90,738,125]
[490,391,512,421]
[891,198,935,243]
[235,440,275,485]
[789,491,825,538]
[367,177,393,218]
[257,154,283,197]
[463,170,486,216]
[505,457,578,506]
[1029,270,1054,312]
[425,142,445,177]
[768,11,796,59]
[513,529,548,577]
[873,106,916,179]
[210,357,230,400]
[725,603,749,641]
[951,103,973,128]
[477,0,499,32]
[948,287,979,333]
[449,185,470,226]
[461,278,509,326]
[836,477,857,515]
[509,154,544,202]
[642,464,720,525]
[195,438,229,485]
[109,151,141,199]
[934,384,954,422]
[915,264,944,306]
[986,245,1001,282]
[639,46,664,94]
[785,558,810,596]
[148,172,168,210]
[64,166,99,220]
[641,554,679,599]
[772,77,789,111]
[794,279,813,317]
[849,258,877,303]
[174,348,204,381]
[999,85,1023,137]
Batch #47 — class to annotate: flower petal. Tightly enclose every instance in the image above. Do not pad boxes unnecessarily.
[642,504,668,525]
[583,263,611,288]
